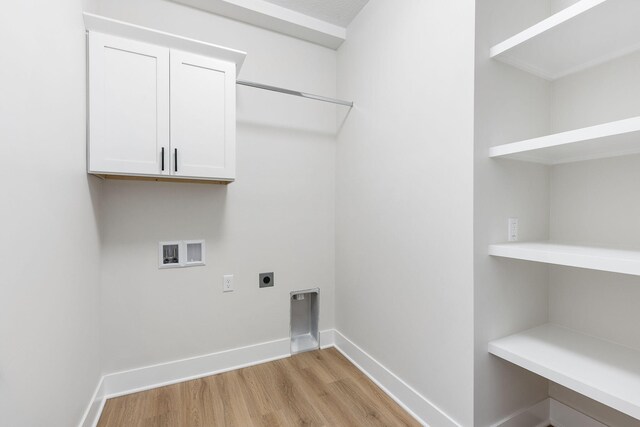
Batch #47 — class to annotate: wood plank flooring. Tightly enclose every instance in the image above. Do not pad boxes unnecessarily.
[97,348,421,427]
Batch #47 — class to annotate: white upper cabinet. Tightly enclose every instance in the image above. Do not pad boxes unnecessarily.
[84,14,246,183]
[88,33,170,176]
[170,51,236,180]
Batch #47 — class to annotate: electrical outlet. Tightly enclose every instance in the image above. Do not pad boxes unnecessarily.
[223,274,234,292]
[259,272,274,288]
[508,218,519,242]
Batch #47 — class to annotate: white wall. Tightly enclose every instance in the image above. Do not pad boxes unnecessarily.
[551,0,582,13]
[95,0,337,373]
[474,1,554,425]
[0,0,103,425]
[547,51,640,427]
[335,1,476,425]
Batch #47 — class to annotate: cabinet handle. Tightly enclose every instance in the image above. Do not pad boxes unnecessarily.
[174,148,178,172]
[161,147,165,171]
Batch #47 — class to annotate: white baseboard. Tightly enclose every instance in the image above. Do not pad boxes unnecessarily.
[101,337,292,399]
[79,329,458,426]
[320,328,335,348]
[333,330,460,427]
[78,377,106,427]
[78,329,336,427]
[492,398,551,427]
[78,329,614,427]
[494,398,606,427]
[550,399,606,427]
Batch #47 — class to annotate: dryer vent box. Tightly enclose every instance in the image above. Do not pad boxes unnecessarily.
[290,288,320,354]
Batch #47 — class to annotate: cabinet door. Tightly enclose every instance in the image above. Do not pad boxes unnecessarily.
[170,50,236,180]
[88,32,169,175]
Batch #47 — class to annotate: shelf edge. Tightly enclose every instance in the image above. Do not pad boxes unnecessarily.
[489,0,608,59]
[489,243,640,276]
[489,116,640,163]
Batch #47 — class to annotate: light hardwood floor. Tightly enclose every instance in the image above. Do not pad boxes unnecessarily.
[97,348,421,426]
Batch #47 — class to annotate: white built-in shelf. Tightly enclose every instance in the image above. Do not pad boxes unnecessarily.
[490,0,640,80]
[489,116,640,164]
[489,242,640,276]
[170,0,346,49]
[83,13,247,74]
[489,324,640,420]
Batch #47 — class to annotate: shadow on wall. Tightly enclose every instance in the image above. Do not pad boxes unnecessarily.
[100,180,228,245]
[236,85,345,137]
[237,119,339,140]
[87,174,104,241]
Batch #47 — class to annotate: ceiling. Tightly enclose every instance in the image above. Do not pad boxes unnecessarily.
[260,0,369,27]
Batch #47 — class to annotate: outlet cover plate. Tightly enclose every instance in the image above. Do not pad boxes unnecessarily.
[508,218,519,242]
[259,272,274,288]
[223,274,234,292]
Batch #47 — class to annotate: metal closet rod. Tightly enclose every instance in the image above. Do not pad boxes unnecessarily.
[236,80,353,107]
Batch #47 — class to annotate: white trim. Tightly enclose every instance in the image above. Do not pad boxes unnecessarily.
[550,399,607,427]
[333,330,460,427]
[102,337,291,398]
[78,377,106,427]
[492,398,550,427]
[320,328,335,349]
[494,398,605,427]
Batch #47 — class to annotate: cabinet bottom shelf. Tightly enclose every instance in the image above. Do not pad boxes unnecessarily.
[92,173,233,185]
